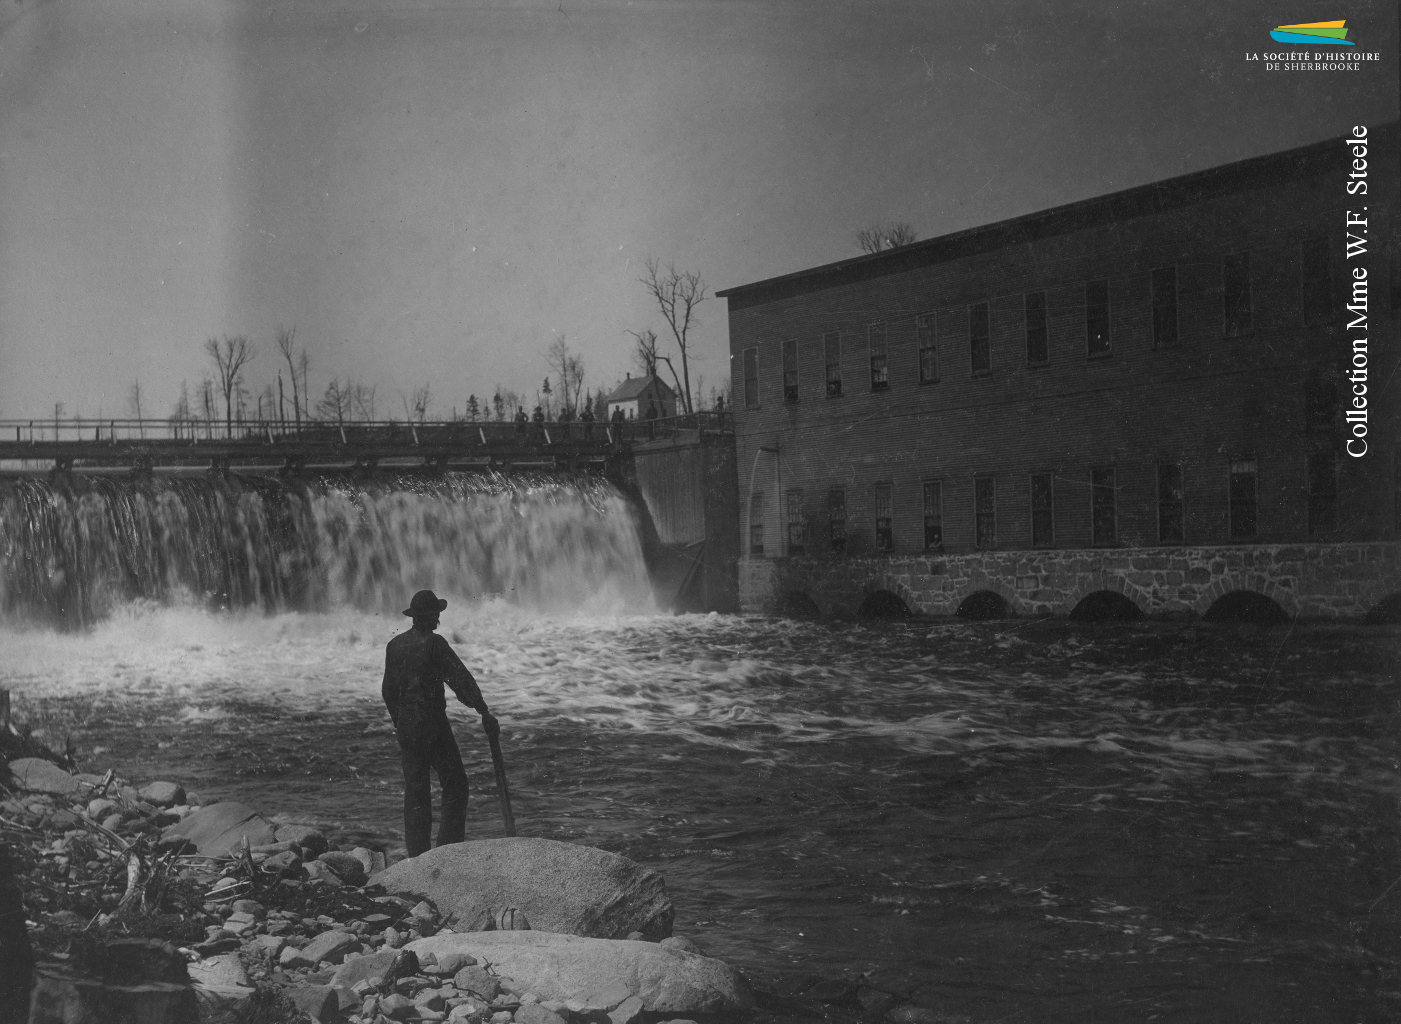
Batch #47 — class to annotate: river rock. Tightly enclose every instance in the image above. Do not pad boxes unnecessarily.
[138,781,185,807]
[288,983,339,1021]
[275,824,329,856]
[319,849,368,886]
[406,932,754,1016]
[303,860,343,887]
[435,952,476,974]
[608,994,645,1024]
[375,839,673,939]
[87,797,119,819]
[453,965,500,1000]
[9,758,81,797]
[303,929,362,965]
[264,849,303,876]
[188,952,248,989]
[331,948,399,990]
[188,950,254,1016]
[279,945,317,969]
[515,1004,568,1024]
[160,802,276,857]
[659,935,701,954]
[379,993,415,1020]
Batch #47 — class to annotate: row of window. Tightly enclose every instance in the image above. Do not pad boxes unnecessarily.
[745,239,1334,407]
[748,454,1341,554]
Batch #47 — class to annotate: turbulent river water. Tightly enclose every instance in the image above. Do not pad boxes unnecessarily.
[3,606,1399,1023]
[1,473,1398,1022]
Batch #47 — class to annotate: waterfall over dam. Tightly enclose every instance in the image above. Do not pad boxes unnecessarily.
[0,472,654,626]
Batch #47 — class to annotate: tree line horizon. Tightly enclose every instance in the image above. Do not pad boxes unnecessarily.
[27,226,917,430]
[44,258,740,435]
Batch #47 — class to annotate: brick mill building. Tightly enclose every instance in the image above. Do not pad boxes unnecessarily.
[719,123,1400,620]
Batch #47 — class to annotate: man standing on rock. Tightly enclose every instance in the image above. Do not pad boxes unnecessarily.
[383,590,499,857]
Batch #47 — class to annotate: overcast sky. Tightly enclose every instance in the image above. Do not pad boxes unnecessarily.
[0,0,1395,421]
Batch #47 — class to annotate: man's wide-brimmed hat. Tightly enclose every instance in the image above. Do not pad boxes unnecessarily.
[403,590,448,617]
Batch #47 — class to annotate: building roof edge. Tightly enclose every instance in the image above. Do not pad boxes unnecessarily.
[716,122,1397,308]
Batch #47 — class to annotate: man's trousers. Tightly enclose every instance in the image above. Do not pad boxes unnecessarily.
[396,711,468,857]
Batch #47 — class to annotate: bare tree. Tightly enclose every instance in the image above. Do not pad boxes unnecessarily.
[168,381,193,438]
[566,355,585,414]
[352,383,377,422]
[400,383,431,424]
[204,335,256,438]
[318,378,352,424]
[628,326,689,409]
[199,378,216,435]
[628,328,660,379]
[640,258,706,414]
[127,381,145,438]
[855,221,919,254]
[545,337,572,412]
[275,326,305,427]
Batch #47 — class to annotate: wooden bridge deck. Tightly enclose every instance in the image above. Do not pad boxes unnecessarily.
[0,415,732,473]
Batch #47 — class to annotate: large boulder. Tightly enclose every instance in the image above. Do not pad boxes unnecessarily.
[8,758,82,797]
[406,932,753,1017]
[160,802,276,857]
[374,839,673,939]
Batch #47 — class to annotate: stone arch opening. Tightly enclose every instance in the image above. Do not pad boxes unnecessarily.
[776,590,821,619]
[1069,590,1145,622]
[859,589,911,619]
[957,590,1010,620]
[1203,590,1290,625]
[1364,592,1401,624]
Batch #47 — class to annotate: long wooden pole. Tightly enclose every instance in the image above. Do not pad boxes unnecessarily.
[485,726,516,837]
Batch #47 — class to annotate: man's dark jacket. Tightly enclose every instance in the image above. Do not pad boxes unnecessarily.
[381,628,487,728]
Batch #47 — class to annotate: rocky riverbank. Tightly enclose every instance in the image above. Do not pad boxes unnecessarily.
[2,743,943,1024]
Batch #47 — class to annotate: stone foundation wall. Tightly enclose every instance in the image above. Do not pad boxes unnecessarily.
[739,543,1401,620]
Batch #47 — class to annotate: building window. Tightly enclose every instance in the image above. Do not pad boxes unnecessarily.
[917,314,938,383]
[1300,235,1332,327]
[969,302,990,375]
[786,489,804,554]
[869,323,888,390]
[1151,267,1179,348]
[743,347,759,409]
[1229,458,1258,538]
[829,488,846,552]
[1086,280,1111,357]
[922,481,942,550]
[1030,473,1054,547]
[1307,452,1336,538]
[782,339,799,403]
[874,483,893,551]
[749,492,764,555]
[1157,464,1184,544]
[824,332,842,397]
[1091,467,1116,545]
[1223,253,1253,336]
[1304,372,1338,432]
[974,476,995,548]
[1025,292,1048,366]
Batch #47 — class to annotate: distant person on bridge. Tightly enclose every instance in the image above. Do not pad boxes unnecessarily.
[580,402,595,439]
[514,407,528,439]
[645,399,658,439]
[382,590,499,857]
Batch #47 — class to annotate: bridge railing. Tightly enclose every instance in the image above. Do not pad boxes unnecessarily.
[0,411,734,448]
